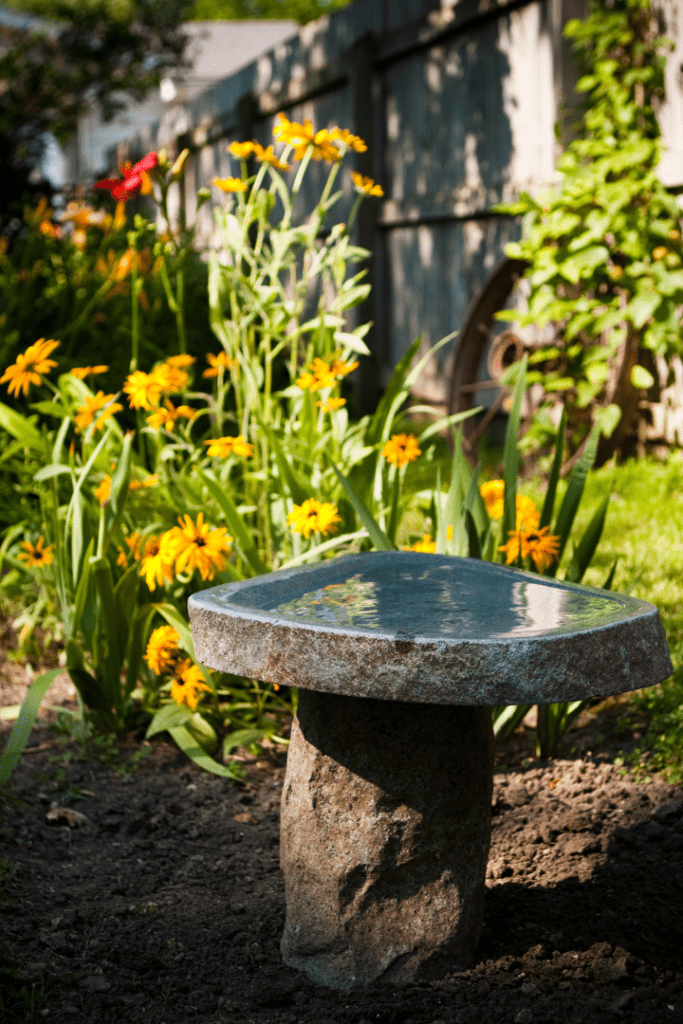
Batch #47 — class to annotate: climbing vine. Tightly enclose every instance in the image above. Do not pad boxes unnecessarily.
[493,0,683,461]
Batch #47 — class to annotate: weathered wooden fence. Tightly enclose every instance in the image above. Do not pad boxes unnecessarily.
[112,0,683,441]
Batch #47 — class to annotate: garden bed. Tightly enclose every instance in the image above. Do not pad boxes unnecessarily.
[1,670,682,1024]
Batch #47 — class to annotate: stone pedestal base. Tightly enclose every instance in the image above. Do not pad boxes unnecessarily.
[280,691,493,989]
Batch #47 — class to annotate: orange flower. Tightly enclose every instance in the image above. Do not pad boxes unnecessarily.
[202,352,235,378]
[1,338,59,397]
[203,435,253,458]
[146,400,197,431]
[70,365,109,379]
[74,391,123,432]
[382,433,421,468]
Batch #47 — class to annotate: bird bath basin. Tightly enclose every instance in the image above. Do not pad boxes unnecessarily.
[188,551,672,989]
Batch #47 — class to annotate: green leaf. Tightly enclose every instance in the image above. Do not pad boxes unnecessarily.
[0,668,62,786]
[594,403,621,438]
[167,725,242,779]
[197,469,267,576]
[223,727,275,755]
[146,702,193,739]
[492,703,532,741]
[564,495,609,583]
[256,418,309,506]
[630,364,655,389]
[329,460,395,551]
[501,355,528,553]
[540,407,566,531]
[625,289,660,329]
[550,423,600,575]
[0,403,44,453]
[33,464,73,482]
[366,336,422,449]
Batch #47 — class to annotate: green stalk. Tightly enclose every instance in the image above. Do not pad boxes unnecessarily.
[387,467,401,547]
[130,250,139,373]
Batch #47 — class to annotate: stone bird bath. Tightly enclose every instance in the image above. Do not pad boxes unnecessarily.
[188,551,672,990]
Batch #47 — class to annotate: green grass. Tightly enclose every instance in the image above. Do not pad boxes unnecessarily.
[394,416,683,779]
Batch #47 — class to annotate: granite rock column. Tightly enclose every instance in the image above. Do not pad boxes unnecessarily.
[280,690,494,989]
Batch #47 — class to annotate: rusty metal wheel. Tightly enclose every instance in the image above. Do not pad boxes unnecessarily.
[447,256,561,455]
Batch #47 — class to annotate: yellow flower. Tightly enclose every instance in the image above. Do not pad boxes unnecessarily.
[1,338,59,398]
[165,354,195,368]
[74,391,123,432]
[204,435,254,458]
[652,246,668,261]
[145,625,180,675]
[213,177,248,193]
[287,499,342,539]
[139,535,175,591]
[480,480,505,519]
[171,660,211,710]
[146,400,197,431]
[273,113,341,163]
[382,433,421,468]
[162,513,233,581]
[351,171,383,196]
[329,356,359,378]
[253,143,290,171]
[228,141,256,158]
[128,474,158,491]
[515,495,540,531]
[18,536,52,568]
[94,475,111,506]
[202,352,235,378]
[330,128,367,152]
[116,531,143,568]
[607,265,623,280]
[151,361,189,395]
[70,365,109,379]
[499,526,561,572]
[317,396,347,412]
[39,220,60,238]
[296,357,346,392]
[669,229,681,240]
[404,534,436,553]
[123,370,164,410]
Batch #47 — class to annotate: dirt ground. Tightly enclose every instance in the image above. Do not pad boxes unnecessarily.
[1,630,682,1024]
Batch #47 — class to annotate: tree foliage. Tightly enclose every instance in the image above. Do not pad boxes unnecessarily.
[493,0,683,463]
[185,0,350,25]
[0,0,195,222]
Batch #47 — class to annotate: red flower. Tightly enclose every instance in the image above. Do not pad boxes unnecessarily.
[93,152,158,201]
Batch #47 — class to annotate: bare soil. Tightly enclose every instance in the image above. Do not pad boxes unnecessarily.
[1,628,682,1024]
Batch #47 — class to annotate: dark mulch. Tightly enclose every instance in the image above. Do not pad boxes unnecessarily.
[1,729,682,1024]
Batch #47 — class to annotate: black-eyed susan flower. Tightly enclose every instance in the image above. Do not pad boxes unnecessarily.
[254,143,290,172]
[213,177,248,193]
[317,396,346,413]
[139,535,175,591]
[1,338,59,398]
[228,140,257,158]
[128,474,158,491]
[94,474,111,507]
[330,128,367,152]
[152,361,190,396]
[203,435,253,458]
[273,113,341,163]
[287,499,342,540]
[404,534,436,553]
[116,531,143,568]
[74,391,123,432]
[145,625,181,675]
[18,536,53,568]
[203,352,235,378]
[162,513,232,581]
[171,660,211,710]
[70,365,109,380]
[480,480,504,519]
[351,171,383,196]
[382,433,421,468]
[499,526,561,572]
[165,354,195,369]
[123,370,164,410]
[146,400,197,431]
